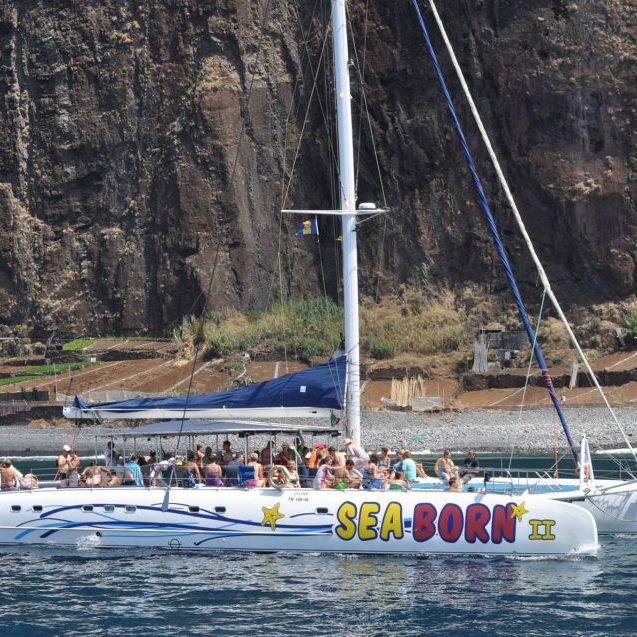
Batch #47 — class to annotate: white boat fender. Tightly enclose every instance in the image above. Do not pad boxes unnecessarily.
[268,465,290,490]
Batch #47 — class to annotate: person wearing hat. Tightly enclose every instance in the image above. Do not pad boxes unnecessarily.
[343,438,370,471]
[56,444,73,487]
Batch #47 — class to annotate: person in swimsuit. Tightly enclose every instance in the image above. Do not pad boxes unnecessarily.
[434,449,457,482]
[377,447,391,474]
[204,455,224,486]
[183,452,202,487]
[313,458,333,490]
[195,444,205,469]
[248,453,265,487]
[285,461,300,488]
[362,455,383,490]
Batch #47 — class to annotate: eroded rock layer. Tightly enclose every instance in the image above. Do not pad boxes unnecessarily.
[0,0,635,335]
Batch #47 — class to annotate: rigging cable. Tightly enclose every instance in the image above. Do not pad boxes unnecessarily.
[345,2,390,301]
[425,0,637,464]
[164,0,274,503]
[411,0,579,465]
[507,289,547,471]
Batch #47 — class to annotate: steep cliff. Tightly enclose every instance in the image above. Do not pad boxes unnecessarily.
[0,0,635,336]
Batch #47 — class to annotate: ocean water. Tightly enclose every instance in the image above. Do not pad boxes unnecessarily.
[2,454,637,636]
[0,533,635,635]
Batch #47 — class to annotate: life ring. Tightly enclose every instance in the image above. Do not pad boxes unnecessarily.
[268,465,290,489]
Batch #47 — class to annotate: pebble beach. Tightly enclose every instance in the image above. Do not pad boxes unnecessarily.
[1,406,636,456]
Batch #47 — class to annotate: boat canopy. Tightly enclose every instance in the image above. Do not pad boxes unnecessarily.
[113,420,342,438]
[63,356,346,421]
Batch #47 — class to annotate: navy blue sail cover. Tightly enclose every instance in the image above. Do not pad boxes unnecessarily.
[71,356,346,415]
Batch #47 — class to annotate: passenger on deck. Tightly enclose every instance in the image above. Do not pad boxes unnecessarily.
[377,447,391,473]
[183,452,203,487]
[202,454,223,486]
[56,444,73,487]
[331,462,349,489]
[220,441,233,468]
[224,453,245,486]
[285,461,301,488]
[307,443,326,475]
[298,452,312,487]
[446,476,463,492]
[203,446,214,466]
[343,438,370,471]
[248,453,265,487]
[434,449,457,483]
[69,448,81,472]
[401,450,418,484]
[0,458,19,491]
[327,446,346,468]
[149,455,174,487]
[81,462,107,487]
[345,459,362,489]
[275,443,292,465]
[124,455,144,486]
[114,456,126,482]
[104,441,118,467]
[313,457,333,490]
[390,450,404,482]
[362,455,384,490]
[195,444,205,468]
[260,442,273,466]
[460,449,480,484]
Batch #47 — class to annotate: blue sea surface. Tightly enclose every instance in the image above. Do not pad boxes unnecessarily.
[0,536,635,637]
[3,453,637,636]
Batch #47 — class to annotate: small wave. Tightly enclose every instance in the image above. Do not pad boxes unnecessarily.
[75,534,103,551]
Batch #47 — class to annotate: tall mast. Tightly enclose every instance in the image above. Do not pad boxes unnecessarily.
[331,0,361,445]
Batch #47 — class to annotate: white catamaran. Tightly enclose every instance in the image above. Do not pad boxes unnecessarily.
[0,0,599,556]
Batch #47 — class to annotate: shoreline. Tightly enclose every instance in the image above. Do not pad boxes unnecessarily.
[0,406,636,457]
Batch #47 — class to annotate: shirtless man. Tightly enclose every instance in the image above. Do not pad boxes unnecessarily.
[0,458,20,490]
[195,444,205,469]
[81,462,109,487]
[57,444,73,487]
[327,446,346,468]
[220,440,233,468]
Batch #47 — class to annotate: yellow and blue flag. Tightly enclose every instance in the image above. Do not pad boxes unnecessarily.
[296,218,319,237]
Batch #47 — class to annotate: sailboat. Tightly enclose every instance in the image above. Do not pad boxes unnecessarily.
[0,0,598,556]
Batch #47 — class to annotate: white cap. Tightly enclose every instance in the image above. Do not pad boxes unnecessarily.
[63,444,71,452]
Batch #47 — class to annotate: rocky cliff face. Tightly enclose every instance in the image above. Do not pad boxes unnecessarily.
[0,0,635,336]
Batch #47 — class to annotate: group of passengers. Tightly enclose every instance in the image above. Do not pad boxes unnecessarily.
[0,458,38,490]
[43,437,480,492]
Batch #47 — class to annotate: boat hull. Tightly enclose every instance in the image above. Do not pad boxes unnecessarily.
[460,476,637,535]
[0,487,598,556]
[530,482,637,535]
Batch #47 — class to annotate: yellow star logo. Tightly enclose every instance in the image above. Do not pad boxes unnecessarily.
[261,502,285,531]
[510,501,530,522]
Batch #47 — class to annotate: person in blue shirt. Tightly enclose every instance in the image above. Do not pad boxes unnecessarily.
[401,450,418,483]
[124,455,144,486]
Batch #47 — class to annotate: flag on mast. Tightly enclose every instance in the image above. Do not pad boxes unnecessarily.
[296,217,319,237]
